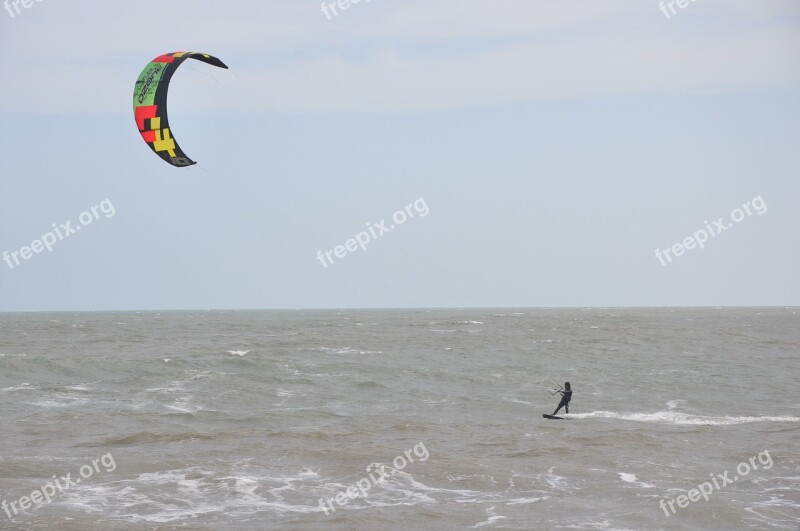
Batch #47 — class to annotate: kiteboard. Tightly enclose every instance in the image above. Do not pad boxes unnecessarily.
[542,414,566,420]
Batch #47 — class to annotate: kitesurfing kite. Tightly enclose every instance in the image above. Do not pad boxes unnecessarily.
[133,52,228,167]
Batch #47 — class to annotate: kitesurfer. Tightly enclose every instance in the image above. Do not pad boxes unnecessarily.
[552,382,572,415]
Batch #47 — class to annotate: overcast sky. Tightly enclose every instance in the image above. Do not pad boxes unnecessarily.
[1,0,798,311]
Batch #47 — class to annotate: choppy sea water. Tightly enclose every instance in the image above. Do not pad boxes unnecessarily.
[0,308,798,530]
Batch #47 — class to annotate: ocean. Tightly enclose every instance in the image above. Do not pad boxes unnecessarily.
[0,308,798,530]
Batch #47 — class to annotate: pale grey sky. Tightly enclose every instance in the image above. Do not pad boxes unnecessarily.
[1,0,798,310]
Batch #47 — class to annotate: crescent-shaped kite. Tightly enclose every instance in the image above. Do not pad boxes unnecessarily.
[133,52,228,167]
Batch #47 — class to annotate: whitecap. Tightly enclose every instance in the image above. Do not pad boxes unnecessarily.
[473,515,507,528]
[543,468,568,491]
[1,383,34,392]
[32,395,89,407]
[167,395,201,413]
[472,506,507,528]
[666,400,686,410]
[313,346,382,355]
[570,410,800,426]
[618,472,655,488]
[506,496,546,505]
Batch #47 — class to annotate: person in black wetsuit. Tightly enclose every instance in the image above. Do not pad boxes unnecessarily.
[553,382,572,415]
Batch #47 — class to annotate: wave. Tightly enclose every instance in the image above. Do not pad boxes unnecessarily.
[568,410,800,426]
[412,320,485,326]
[96,432,217,446]
[666,399,686,410]
[1,383,34,392]
[31,392,89,407]
[618,472,655,488]
[312,346,383,355]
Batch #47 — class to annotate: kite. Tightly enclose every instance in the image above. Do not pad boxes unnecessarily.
[133,52,228,167]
